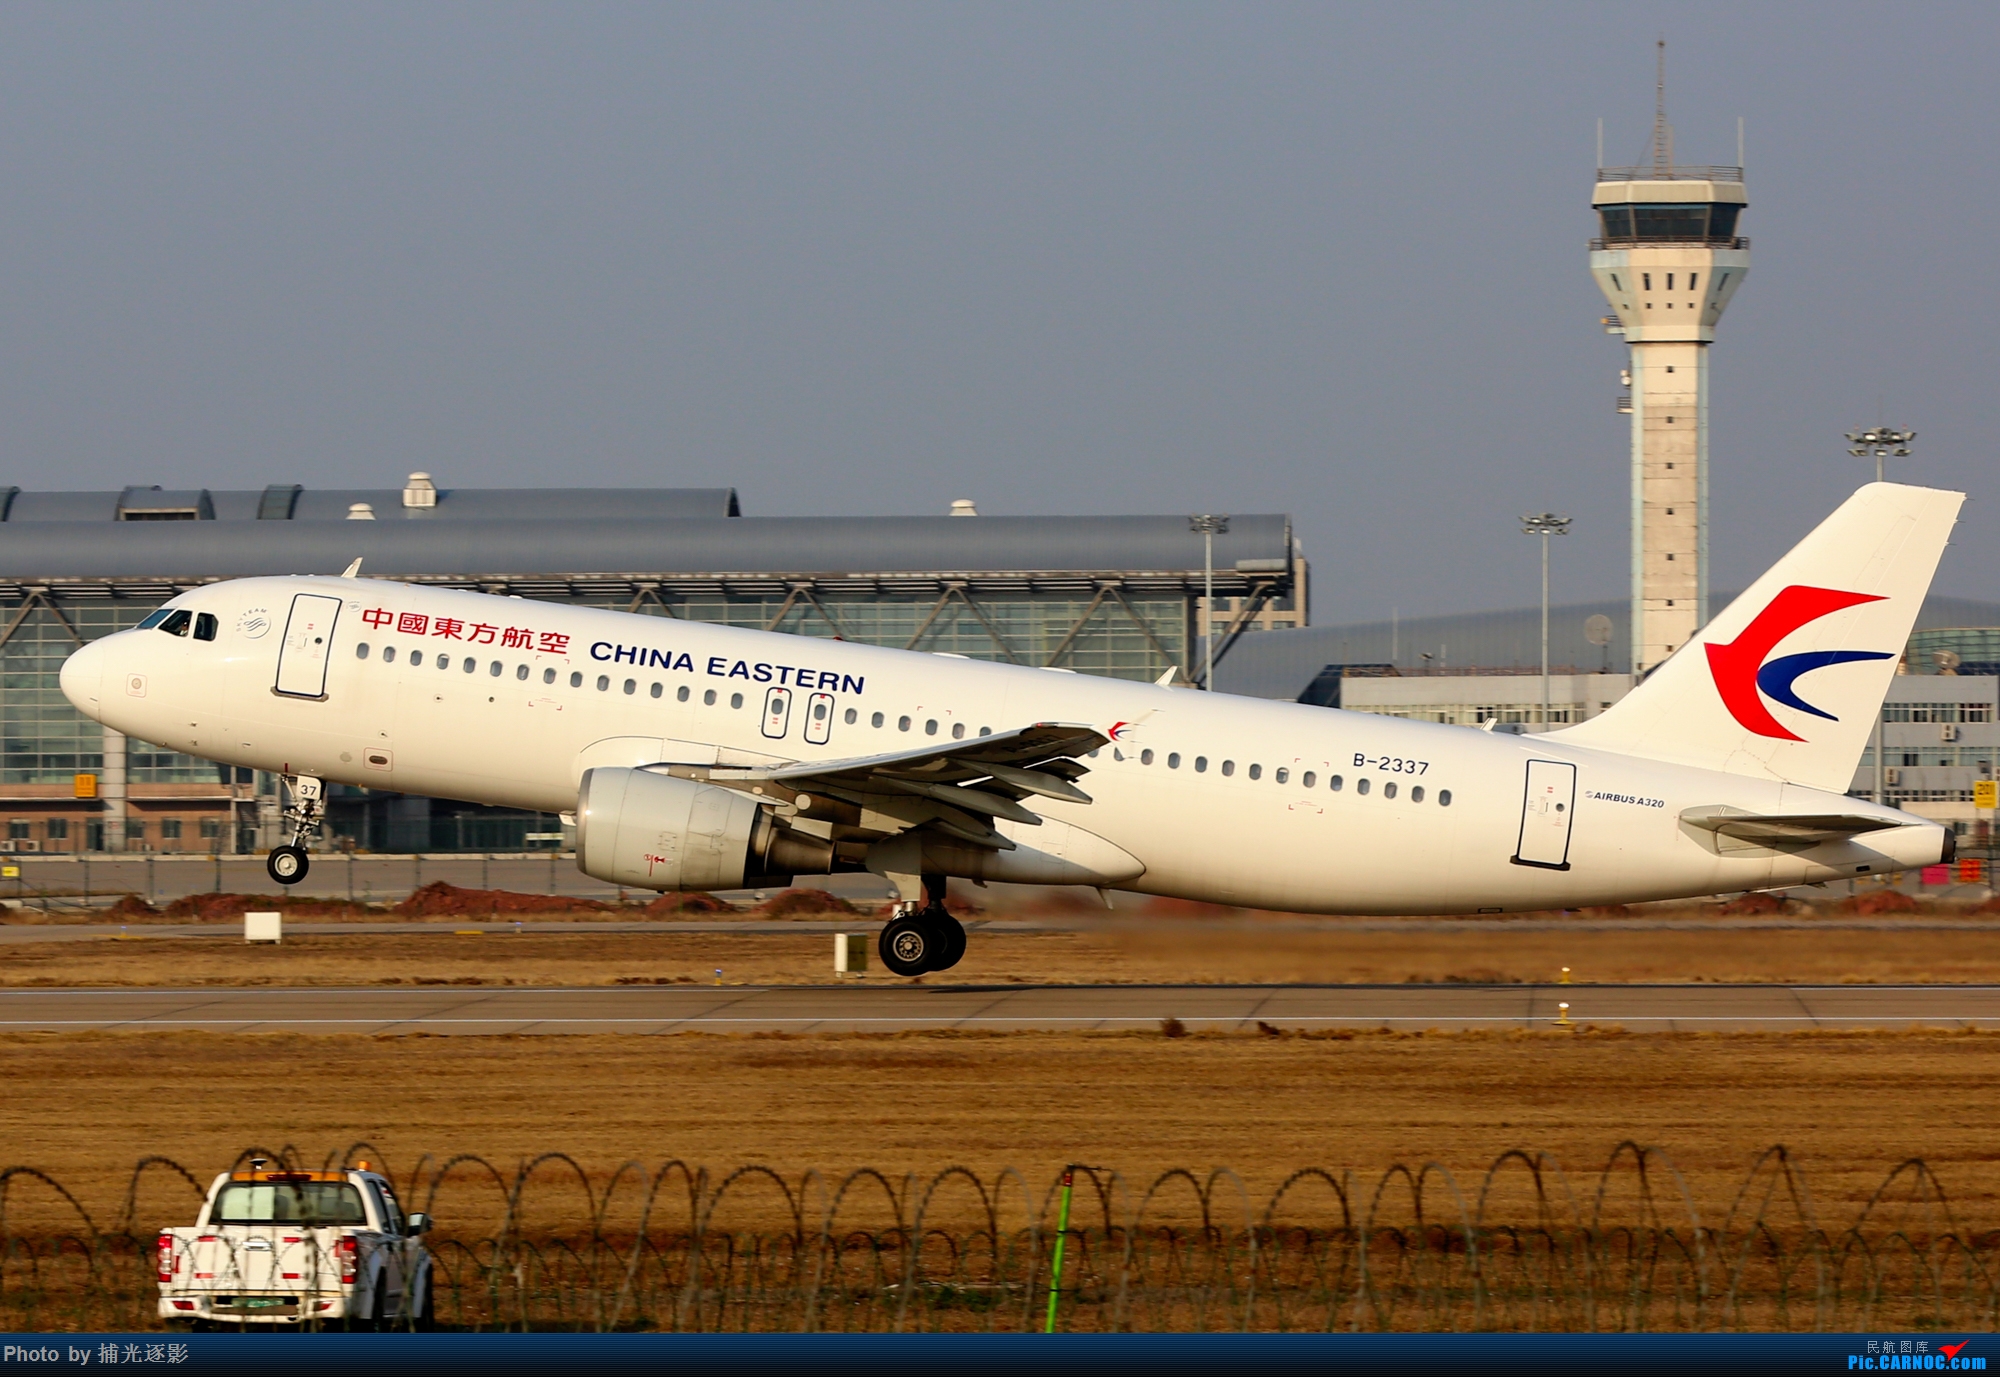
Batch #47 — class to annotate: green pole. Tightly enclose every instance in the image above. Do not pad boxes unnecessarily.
[1043,1166,1075,1334]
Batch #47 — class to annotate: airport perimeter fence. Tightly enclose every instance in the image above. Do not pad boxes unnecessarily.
[3,1145,1998,1333]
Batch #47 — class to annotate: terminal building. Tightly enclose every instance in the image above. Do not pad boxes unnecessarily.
[0,477,1304,853]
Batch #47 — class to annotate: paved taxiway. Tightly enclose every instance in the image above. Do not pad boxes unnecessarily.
[4,983,1999,1034]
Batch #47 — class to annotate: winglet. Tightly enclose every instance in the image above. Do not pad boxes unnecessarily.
[340,558,364,579]
[1155,665,1177,687]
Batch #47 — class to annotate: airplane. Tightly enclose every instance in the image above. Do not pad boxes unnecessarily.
[59,482,1960,978]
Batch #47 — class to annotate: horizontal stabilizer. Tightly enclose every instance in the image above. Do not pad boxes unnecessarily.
[1680,805,1900,846]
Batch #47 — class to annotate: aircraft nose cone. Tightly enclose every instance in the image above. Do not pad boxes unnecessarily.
[60,639,105,720]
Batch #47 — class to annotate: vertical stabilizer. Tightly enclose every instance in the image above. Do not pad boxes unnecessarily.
[1554,482,1963,789]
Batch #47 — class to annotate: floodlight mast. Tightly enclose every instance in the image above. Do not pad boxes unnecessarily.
[1846,427,1915,486]
[1843,427,1916,803]
[1188,515,1231,691]
[1521,513,1574,728]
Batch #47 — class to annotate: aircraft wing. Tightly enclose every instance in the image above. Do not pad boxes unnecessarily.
[670,722,1108,850]
[1680,806,1902,846]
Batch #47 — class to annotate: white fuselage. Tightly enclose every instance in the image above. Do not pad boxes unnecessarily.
[60,576,1946,913]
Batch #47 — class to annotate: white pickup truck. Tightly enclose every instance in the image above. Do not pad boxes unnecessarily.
[156,1162,435,1328]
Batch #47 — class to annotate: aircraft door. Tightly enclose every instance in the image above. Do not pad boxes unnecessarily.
[273,594,343,700]
[761,686,792,739]
[1511,759,1576,870]
[804,692,834,745]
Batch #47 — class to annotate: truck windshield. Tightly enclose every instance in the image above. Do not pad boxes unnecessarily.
[211,1182,367,1226]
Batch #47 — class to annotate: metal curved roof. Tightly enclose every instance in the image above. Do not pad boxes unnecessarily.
[0,486,742,523]
[0,513,1294,593]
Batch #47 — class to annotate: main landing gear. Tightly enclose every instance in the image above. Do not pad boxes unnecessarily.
[877,873,966,978]
[266,774,325,886]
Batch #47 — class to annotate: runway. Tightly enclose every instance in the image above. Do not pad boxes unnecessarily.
[4,982,1999,1034]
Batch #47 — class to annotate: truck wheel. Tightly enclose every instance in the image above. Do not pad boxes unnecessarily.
[266,845,309,885]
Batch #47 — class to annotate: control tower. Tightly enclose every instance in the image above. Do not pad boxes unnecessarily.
[1589,58,1748,675]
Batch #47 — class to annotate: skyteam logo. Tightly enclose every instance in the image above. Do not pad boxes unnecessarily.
[1705,584,1893,741]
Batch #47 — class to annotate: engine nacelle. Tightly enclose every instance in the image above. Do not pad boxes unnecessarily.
[576,766,832,891]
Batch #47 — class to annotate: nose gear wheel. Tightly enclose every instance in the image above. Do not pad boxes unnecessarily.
[266,774,325,887]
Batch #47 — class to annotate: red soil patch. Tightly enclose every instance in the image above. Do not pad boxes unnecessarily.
[1836,890,1922,916]
[393,882,612,918]
[1716,892,1792,916]
[754,888,858,917]
[644,892,735,916]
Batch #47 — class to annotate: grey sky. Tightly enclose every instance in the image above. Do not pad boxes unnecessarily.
[0,2,1992,623]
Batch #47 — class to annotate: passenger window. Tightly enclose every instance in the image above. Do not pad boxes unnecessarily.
[1357,778,1371,795]
[1274,767,1286,783]
[1439,790,1452,807]
[438,655,451,672]
[516,664,529,680]
[650,682,662,698]
[704,689,717,705]
[1141,749,1154,765]
[872,712,885,728]
[1249,764,1263,780]
[1302,771,1315,788]
[1411,786,1425,803]
[193,613,218,642]
[410,650,424,667]
[1194,757,1208,773]
[1168,753,1181,769]
[543,667,555,684]
[596,675,609,691]
[730,693,744,709]
[356,643,371,659]
[1384,782,1397,799]
[1221,760,1235,777]
[898,716,911,732]
[951,722,965,739]
[925,719,939,736]
[382,646,396,663]
[1329,775,1343,791]
[489,661,503,676]
[844,708,858,724]
[623,679,636,695]
[570,671,583,687]
[978,726,991,736]
[678,686,691,702]
[156,610,192,637]
[814,700,829,720]
[463,657,477,674]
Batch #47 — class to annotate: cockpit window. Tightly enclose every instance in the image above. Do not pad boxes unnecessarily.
[192,613,218,642]
[155,610,192,637]
[136,610,173,630]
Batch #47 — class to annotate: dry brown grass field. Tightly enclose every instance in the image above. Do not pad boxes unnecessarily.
[6,1026,2000,1238]
[9,919,2000,987]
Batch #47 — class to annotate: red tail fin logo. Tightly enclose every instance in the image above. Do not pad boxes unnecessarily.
[1704,585,1892,741]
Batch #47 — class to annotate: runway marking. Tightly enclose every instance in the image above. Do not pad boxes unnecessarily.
[0,1015,1986,1028]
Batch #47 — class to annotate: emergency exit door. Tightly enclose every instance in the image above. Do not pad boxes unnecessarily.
[274,594,343,699]
[1511,759,1576,871]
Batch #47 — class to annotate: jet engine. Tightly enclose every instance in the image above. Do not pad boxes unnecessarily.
[576,766,832,891]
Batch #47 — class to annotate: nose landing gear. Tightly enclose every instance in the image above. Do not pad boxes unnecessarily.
[876,873,967,977]
[265,775,325,886]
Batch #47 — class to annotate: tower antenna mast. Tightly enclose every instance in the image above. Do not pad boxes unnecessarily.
[1651,38,1673,177]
